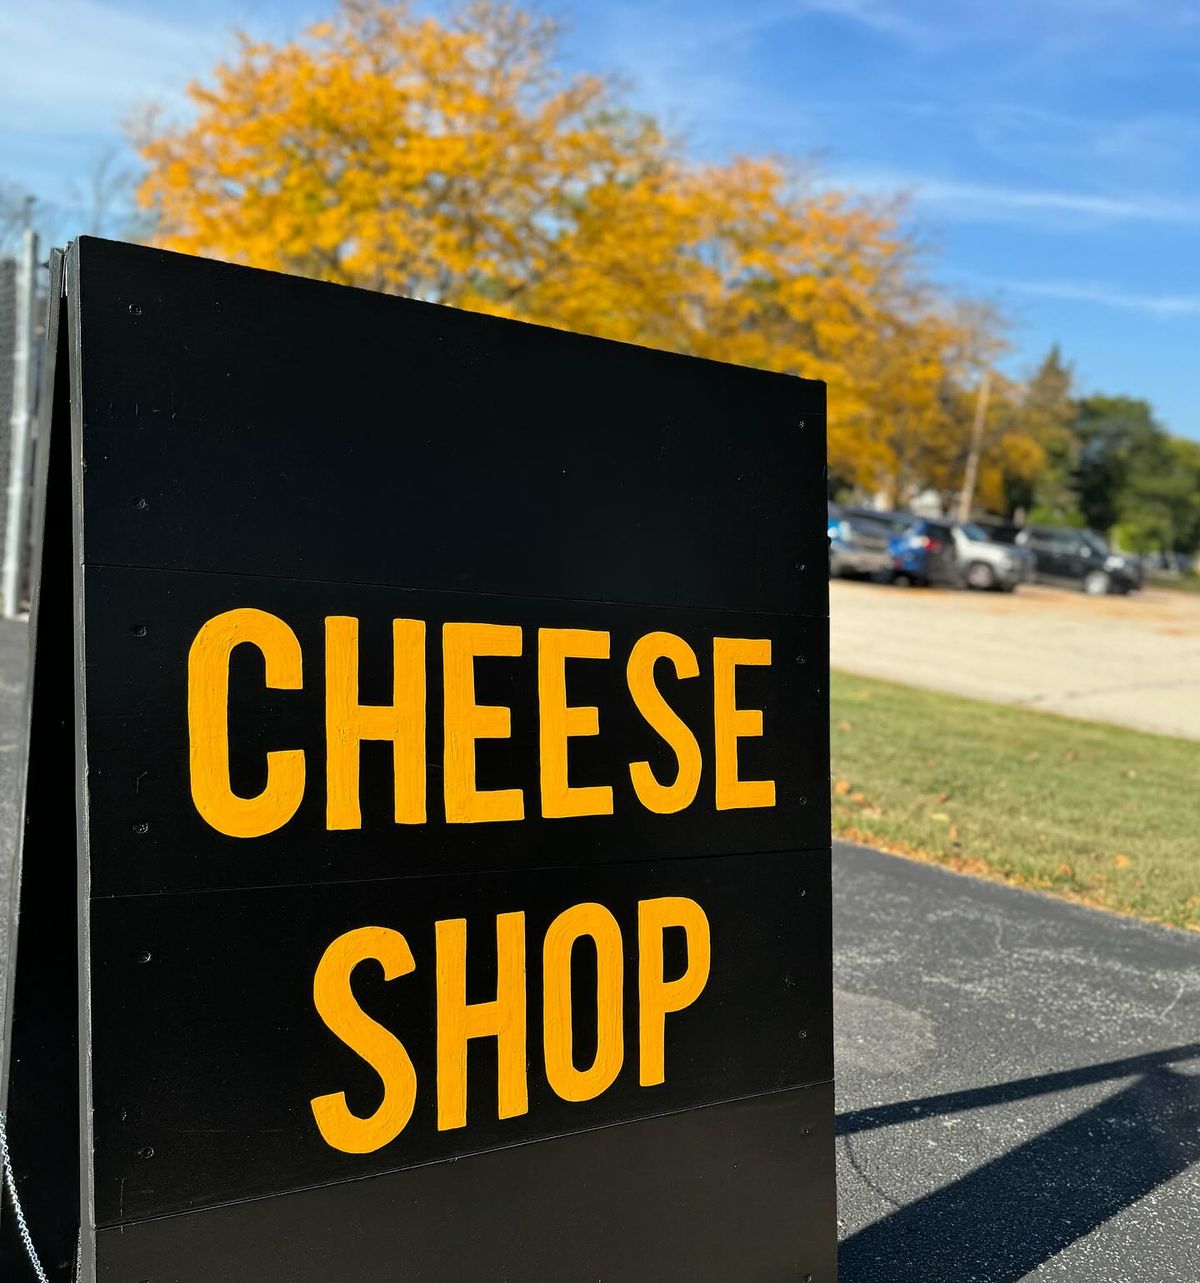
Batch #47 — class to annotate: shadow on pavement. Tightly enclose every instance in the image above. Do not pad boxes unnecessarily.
[838,1044,1200,1282]
[838,1041,1200,1136]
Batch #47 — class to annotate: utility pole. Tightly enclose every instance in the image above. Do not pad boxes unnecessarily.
[3,225,38,618]
[956,367,991,523]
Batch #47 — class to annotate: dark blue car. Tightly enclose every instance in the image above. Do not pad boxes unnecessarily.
[888,517,959,586]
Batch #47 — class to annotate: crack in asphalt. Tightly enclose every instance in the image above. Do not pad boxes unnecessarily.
[1157,980,1187,1024]
[838,1131,906,1213]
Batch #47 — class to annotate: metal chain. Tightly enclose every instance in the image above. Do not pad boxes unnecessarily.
[0,1110,49,1282]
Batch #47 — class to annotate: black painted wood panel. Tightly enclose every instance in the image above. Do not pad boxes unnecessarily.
[71,238,827,617]
[1,238,835,1279]
[83,565,830,896]
[95,1083,838,1283]
[89,848,831,1224]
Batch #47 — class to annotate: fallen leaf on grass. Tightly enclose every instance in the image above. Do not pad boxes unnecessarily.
[1057,863,1073,877]
[1025,751,1040,761]
[851,791,867,804]
[931,812,950,823]
[948,824,959,841]
[935,791,950,804]
[1114,853,1132,869]
[836,720,853,733]
[834,778,852,796]
[1064,750,1077,763]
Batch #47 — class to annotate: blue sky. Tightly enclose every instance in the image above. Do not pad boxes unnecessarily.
[4,0,1200,438]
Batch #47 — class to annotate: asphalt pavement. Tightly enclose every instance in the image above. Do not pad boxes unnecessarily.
[835,839,1200,1282]
[1,618,1197,1281]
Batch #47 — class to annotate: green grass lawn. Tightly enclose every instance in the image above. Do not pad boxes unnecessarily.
[830,671,1200,930]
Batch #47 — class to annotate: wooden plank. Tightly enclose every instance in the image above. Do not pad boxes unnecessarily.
[94,1083,838,1283]
[89,848,831,1224]
[82,565,830,897]
[70,237,828,617]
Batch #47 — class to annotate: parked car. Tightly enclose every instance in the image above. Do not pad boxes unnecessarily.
[845,507,916,538]
[1121,551,1145,588]
[972,518,1024,546]
[890,518,1031,591]
[1014,526,1139,595]
[828,503,894,579]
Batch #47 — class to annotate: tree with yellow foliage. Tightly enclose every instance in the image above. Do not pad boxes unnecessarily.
[138,2,665,306]
[136,0,1021,505]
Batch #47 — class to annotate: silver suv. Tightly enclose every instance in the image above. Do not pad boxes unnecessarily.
[953,521,1033,591]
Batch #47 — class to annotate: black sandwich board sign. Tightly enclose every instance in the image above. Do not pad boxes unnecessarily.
[0,237,834,1281]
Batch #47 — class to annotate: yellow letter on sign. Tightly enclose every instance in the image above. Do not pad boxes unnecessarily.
[638,897,711,1087]
[627,631,702,814]
[435,913,528,1130]
[443,623,524,823]
[325,616,426,829]
[543,902,624,1102]
[310,926,418,1155]
[713,636,776,811]
[538,628,614,819]
[188,608,305,837]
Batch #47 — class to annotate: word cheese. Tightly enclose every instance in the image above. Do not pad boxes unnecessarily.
[187,609,777,837]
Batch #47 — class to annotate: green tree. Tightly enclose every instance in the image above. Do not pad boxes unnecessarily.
[1015,345,1077,520]
[1118,435,1200,555]
[1070,395,1161,533]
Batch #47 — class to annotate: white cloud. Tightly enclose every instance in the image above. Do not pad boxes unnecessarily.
[791,0,932,44]
[837,170,1200,227]
[990,278,1200,318]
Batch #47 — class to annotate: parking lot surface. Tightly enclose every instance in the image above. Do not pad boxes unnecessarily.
[831,580,1200,740]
